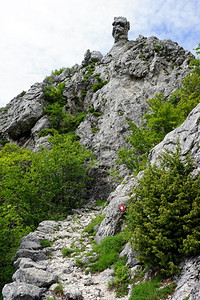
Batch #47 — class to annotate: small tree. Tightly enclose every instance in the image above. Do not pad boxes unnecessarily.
[126,145,200,276]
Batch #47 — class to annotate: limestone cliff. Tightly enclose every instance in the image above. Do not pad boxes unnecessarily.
[1,17,200,300]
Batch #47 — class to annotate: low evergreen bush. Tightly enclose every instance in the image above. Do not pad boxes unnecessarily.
[126,145,200,276]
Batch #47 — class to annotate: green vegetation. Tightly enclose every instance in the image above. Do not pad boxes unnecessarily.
[91,127,99,133]
[40,239,53,248]
[83,62,96,81]
[62,247,74,257]
[38,128,58,138]
[42,81,88,136]
[126,145,200,276]
[83,214,105,235]
[92,111,103,117]
[53,282,64,296]
[43,82,66,105]
[0,138,9,146]
[88,233,129,273]
[0,105,12,112]
[0,135,94,292]
[51,67,66,76]
[130,275,176,300]
[117,45,200,174]
[91,80,108,92]
[82,62,108,92]
[108,258,131,297]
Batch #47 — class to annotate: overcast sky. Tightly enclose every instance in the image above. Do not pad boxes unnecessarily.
[0,0,199,107]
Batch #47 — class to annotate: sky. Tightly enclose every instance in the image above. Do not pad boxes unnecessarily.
[0,0,200,107]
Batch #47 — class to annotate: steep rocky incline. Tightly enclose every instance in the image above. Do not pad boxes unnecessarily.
[0,34,193,171]
[2,207,133,300]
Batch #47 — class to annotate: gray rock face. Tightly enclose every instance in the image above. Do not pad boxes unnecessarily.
[172,256,200,300]
[119,242,139,268]
[76,34,193,171]
[95,175,138,242]
[149,103,200,175]
[1,83,44,141]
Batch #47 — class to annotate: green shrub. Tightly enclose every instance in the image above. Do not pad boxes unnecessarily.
[40,239,53,248]
[108,258,131,297]
[91,80,108,92]
[91,127,99,133]
[83,62,96,81]
[88,233,129,273]
[93,111,103,117]
[54,282,64,296]
[0,139,9,146]
[81,90,87,97]
[0,136,94,291]
[126,145,200,276]
[189,43,200,75]
[43,82,66,105]
[51,67,66,76]
[38,128,58,138]
[88,107,95,113]
[44,102,65,131]
[62,247,74,257]
[60,112,87,134]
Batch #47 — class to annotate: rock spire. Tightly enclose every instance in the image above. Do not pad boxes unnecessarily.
[112,16,130,43]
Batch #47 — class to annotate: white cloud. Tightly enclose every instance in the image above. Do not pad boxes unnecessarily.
[0,0,199,107]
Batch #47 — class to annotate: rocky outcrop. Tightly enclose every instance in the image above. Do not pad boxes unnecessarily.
[95,175,138,243]
[0,83,44,141]
[149,103,200,175]
[172,256,200,300]
[0,18,193,171]
[112,16,130,44]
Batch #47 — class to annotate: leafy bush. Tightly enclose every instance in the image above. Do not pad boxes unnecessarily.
[0,136,94,290]
[39,128,58,138]
[91,80,108,92]
[88,106,95,113]
[43,82,66,105]
[108,258,131,297]
[189,43,200,75]
[51,67,66,76]
[126,145,200,276]
[60,112,87,134]
[83,62,96,81]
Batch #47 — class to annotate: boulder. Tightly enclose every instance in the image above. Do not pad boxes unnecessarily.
[95,175,138,242]
[63,284,84,299]
[12,268,57,287]
[2,282,45,300]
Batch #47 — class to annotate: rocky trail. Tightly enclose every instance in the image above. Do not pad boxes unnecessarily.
[3,205,131,300]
